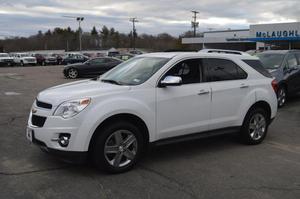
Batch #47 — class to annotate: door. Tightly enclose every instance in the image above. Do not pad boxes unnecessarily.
[85,58,106,75]
[203,58,251,130]
[103,58,119,71]
[285,53,300,92]
[156,59,211,140]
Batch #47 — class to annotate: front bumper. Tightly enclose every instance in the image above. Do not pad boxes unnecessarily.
[27,100,90,153]
[30,130,87,163]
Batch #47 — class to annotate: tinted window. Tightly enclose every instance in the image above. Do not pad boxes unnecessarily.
[256,53,285,69]
[286,54,298,68]
[165,59,201,84]
[203,58,247,82]
[90,58,105,64]
[242,59,272,78]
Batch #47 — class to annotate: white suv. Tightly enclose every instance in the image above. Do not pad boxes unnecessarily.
[27,52,278,173]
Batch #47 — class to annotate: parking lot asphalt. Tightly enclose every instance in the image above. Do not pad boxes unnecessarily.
[0,65,299,199]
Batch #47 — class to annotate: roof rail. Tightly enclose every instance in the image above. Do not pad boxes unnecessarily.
[199,49,250,56]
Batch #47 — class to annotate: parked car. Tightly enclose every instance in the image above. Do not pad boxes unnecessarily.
[257,50,300,107]
[63,57,123,79]
[10,53,37,66]
[51,54,63,65]
[113,53,135,61]
[27,52,277,173]
[129,50,143,55]
[62,54,89,65]
[32,53,57,66]
[0,53,14,67]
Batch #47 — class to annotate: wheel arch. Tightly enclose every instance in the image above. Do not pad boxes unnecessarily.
[245,101,272,124]
[88,113,150,153]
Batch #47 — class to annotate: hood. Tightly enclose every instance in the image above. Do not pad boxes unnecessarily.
[0,57,13,60]
[23,56,36,59]
[37,79,130,106]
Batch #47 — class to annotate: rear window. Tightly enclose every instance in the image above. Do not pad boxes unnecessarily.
[242,60,272,78]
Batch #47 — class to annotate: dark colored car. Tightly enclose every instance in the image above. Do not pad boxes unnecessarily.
[257,50,300,107]
[51,54,63,65]
[113,53,135,61]
[32,54,57,66]
[62,54,89,65]
[63,57,123,79]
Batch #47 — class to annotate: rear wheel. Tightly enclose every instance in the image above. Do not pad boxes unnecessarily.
[91,121,143,173]
[240,108,269,145]
[20,61,24,66]
[67,68,78,79]
[277,86,287,108]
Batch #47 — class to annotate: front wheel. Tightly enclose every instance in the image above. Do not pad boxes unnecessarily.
[277,86,287,108]
[92,122,143,173]
[67,68,78,79]
[240,108,269,145]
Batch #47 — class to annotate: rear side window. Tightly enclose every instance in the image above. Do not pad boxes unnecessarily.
[203,58,247,82]
[242,60,272,78]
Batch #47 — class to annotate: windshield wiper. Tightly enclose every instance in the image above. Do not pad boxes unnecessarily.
[101,79,122,85]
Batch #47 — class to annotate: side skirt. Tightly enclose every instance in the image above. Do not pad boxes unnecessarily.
[153,126,241,146]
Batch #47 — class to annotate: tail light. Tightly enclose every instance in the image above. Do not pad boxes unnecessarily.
[271,79,278,93]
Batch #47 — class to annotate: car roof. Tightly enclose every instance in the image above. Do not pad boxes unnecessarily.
[139,52,258,60]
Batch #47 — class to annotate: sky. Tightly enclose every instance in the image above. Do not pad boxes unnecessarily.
[0,0,299,38]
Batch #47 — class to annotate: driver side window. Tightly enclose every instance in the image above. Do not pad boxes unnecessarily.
[286,54,298,68]
[164,59,201,84]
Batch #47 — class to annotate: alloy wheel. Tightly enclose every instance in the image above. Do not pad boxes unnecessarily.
[104,130,138,168]
[68,68,78,79]
[248,113,266,141]
[278,88,286,107]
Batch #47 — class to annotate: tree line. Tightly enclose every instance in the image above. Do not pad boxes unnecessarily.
[0,26,195,52]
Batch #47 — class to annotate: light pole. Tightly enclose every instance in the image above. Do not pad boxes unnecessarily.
[130,18,138,50]
[63,16,84,51]
[76,17,84,51]
[191,11,199,37]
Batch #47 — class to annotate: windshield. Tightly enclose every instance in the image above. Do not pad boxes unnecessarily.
[256,53,285,69]
[0,53,9,57]
[99,57,170,85]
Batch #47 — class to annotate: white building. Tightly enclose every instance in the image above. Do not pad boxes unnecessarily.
[182,22,300,51]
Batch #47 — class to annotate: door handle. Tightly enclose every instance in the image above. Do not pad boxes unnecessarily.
[240,84,249,89]
[197,89,210,95]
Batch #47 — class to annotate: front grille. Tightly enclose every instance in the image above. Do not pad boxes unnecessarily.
[36,100,52,109]
[26,59,35,62]
[31,115,46,127]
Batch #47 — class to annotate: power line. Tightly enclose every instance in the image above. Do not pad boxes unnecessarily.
[129,17,138,50]
[191,11,199,37]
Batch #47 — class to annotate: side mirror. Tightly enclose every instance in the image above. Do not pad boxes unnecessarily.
[159,76,182,87]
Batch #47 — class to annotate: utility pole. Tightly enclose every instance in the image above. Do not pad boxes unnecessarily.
[129,17,138,50]
[63,16,84,51]
[191,11,199,37]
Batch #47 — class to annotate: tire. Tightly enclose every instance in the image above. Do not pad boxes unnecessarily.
[67,68,79,79]
[240,108,269,145]
[20,61,24,67]
[42,61,46,66]
[277,86,287,108]
[91,121,144,173]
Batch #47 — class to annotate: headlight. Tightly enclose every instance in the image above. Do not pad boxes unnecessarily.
[53,98,91,119]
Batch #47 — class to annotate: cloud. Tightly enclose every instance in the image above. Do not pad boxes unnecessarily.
[0,0,299,37]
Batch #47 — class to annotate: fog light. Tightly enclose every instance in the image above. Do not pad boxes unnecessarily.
[58,134,70,147]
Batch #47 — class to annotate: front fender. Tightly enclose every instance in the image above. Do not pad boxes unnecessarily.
[74,97,156,151]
